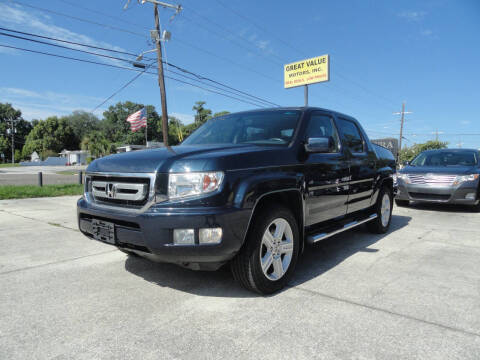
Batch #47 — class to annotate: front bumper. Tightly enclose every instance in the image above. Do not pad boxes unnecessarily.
[77,198,252,269]
[396,180,479,205]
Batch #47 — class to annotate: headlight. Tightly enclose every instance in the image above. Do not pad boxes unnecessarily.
[454,174,479,185]
[168,171,224,200]
[396,173,410,183]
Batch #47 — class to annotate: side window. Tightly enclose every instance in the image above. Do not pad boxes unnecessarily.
[306,113,340,153]
[337,118,364,153]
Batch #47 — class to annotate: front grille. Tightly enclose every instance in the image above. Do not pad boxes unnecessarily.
[407,174,457,185]
[86,173,154,209]
[409,192,450,201]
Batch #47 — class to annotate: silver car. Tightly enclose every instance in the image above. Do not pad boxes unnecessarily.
[395,148,480,208]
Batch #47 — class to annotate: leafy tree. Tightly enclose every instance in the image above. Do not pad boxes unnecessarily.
[62,111,100,142]
[101,101,161,144]
[22,116,78,159]
[0,103,32,162]
[399,140,449,164]
[0,136,8,162]
[193,101,212,126]
[168,116,185,145]
[81,131,115,158]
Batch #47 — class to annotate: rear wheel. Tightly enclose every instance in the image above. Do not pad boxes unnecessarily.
[367,186,393,234]
[231,205,300,295]
[395,199,409,207]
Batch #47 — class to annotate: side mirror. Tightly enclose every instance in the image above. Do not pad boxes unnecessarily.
[305,137,333,153]
[403,161,410,166]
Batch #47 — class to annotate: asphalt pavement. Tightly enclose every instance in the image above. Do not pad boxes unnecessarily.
[0,197,479,359]
[0,165,86,185]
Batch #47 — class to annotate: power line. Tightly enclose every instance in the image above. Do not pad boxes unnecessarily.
[91,61,157,113]
[0,31,138,65]
[54,0,151,31]
[0,28,279,106]
[7,0,147,38]
[163,62,280,107]
[209,0,397,108]
[0,43,268,108]
[5,1,279,84]
[0,43,138,71]
[182,8,285,65]
[173,38,279,83]
[213,0,306,56]
[8,0,396,111]
[0,26,142,58]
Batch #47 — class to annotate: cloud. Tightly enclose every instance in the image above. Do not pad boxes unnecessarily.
[0,87,104,120]
[239,28,275,55]
[0,3,130,66]
[398,11,426,22]
[421,29,433,37]
[460,120,471,125]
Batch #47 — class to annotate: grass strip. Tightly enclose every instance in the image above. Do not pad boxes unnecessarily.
[0,184,83,200]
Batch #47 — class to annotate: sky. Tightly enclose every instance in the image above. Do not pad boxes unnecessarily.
[0,0,479,148]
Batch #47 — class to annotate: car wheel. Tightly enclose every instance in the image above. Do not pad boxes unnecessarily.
[367,186,393,234]
[231,205,300,295]
[395,199,409,207]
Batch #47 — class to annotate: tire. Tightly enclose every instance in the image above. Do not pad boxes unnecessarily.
[231,205,300,295]
[367,186,393,234]
[395,199,409,207]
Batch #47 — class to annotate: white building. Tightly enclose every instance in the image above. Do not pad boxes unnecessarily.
[59,150,89,165]
[30,151,40,162]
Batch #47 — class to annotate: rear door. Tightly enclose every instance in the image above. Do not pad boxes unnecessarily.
[303,111,350,226]
[336,117,376,214]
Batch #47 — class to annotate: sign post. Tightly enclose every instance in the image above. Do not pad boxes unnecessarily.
[284,54,330,105]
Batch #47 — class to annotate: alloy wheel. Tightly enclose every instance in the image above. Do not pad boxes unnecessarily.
[259,218,294,281]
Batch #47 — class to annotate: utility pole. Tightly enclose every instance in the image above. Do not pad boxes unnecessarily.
[154,4,169,146]
[304,85,308,106]
[393,102,412,163]
[132,0,182,147]
[9,119,15,164]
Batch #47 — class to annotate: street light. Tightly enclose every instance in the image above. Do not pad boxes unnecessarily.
[136,49,156,62]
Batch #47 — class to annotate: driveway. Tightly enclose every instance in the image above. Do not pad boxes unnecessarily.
[0,197,479,359]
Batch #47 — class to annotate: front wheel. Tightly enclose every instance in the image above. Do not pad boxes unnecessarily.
[367,186,393,234]
[231,205,300,295]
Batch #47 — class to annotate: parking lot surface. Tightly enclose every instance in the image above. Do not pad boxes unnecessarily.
[0,197,479,359]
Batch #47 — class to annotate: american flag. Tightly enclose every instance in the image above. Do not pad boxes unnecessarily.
[126,108,147,132]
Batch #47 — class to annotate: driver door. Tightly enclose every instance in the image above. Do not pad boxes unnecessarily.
[304,112,350,226]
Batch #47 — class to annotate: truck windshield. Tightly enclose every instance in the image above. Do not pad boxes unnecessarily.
[410,150,478,167]
[181,110,301,146]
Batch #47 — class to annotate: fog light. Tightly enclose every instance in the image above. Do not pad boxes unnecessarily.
[465,193,476,200]
[173,229,195,245]
[199,228,222,244]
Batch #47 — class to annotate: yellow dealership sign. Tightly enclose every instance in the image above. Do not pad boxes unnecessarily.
[284,55,329,89]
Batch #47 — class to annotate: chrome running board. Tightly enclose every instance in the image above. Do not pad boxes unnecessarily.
[307,213,378,244]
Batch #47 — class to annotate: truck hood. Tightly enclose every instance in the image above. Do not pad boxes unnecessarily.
[400,165,478,175]
[87,144,295,173]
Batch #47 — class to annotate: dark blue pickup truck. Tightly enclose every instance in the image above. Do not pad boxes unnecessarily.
[78,107,396,294]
